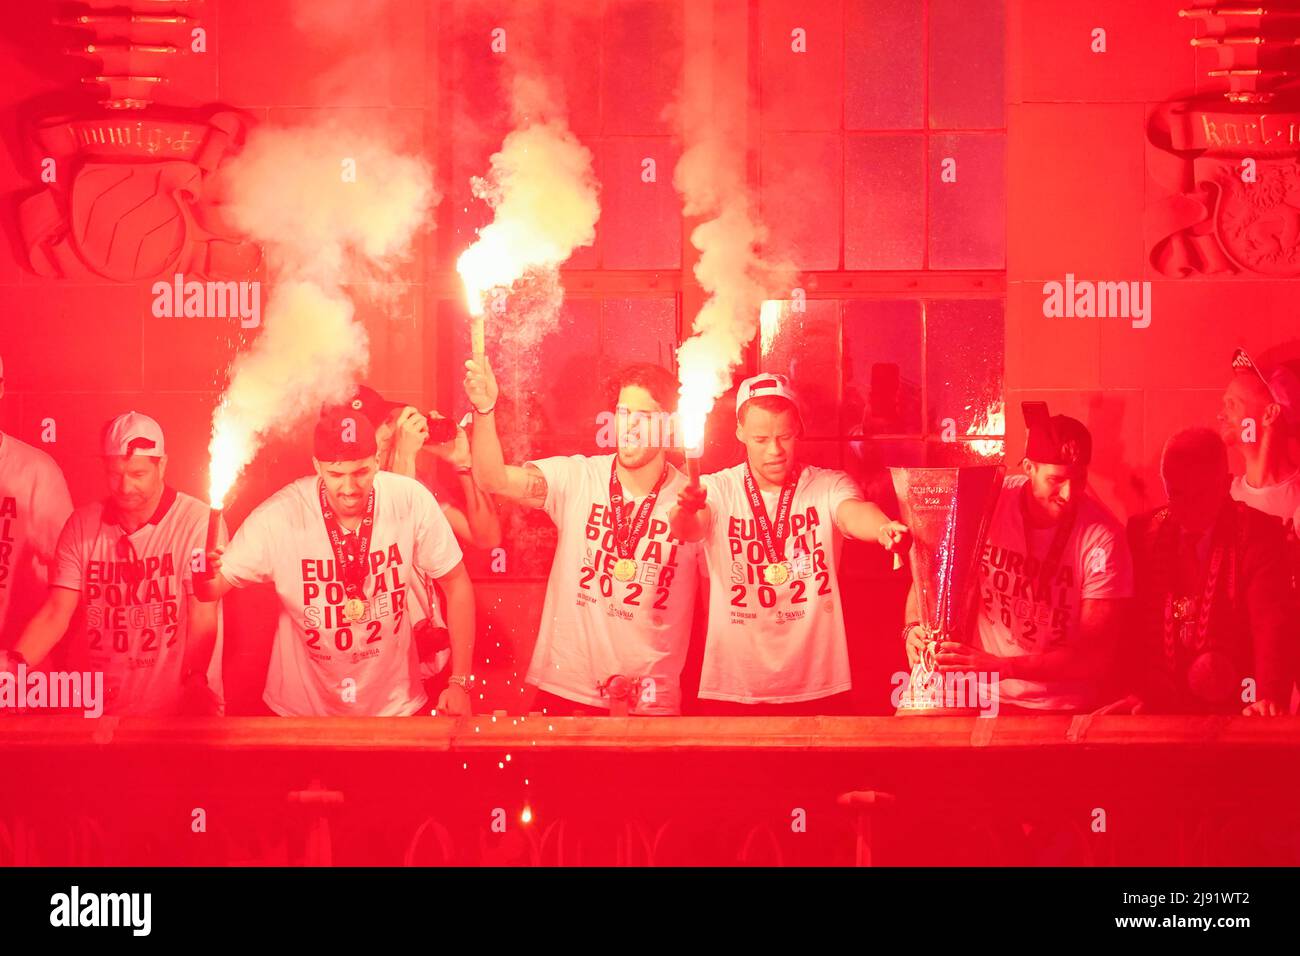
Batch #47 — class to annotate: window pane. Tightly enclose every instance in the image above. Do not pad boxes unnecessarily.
[602,0,681,134]
[845,0,924,129]
[794,440,845,470]
[925,439,1007,466]
[761,132,843,269]
[925,299,1004,441]
[760,0,843,131]
[847,438,925,505]
[842,299,923,437]
[473,298,602,445]
[501,488,561,579]
[600,139,682,269]
[443,129,502,269]
[845,134,924,269]
[758,299,840,439]
[929,0,1005,129]
[539,6,602,137]
[600,298,678,372]
[928,134,1006,269]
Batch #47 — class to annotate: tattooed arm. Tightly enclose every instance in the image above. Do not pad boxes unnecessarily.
[466,409,547,509]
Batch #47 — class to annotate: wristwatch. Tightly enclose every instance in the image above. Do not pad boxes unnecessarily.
[447,674,473,690]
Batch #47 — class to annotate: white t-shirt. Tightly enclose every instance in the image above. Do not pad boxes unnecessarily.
[220,472,463,716]
[1230,469,1300,529]
[524,454,700,714]
[0,433,72,645]
[696,463,863,703]
[977,474,1133,711]
[52,487,223,716]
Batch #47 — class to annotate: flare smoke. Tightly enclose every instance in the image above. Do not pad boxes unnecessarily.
[207,121,436,507]
[458,72,600,356]
[673,34,794,446]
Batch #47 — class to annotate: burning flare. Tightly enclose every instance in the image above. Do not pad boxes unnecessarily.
[674,166,794,460]
[207,120,435,507]
[671,17,795,459]
[456,75,599,355]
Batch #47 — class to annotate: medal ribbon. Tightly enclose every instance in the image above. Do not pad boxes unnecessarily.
[318,480,375,601]
[1161,516,1229,663]
[743,464,800,566]
[1018,490,1078,599]
[608,459,668,560]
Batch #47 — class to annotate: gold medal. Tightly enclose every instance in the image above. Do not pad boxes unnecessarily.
[613,558,638,582]
[344,597,367,623]
[763,561,791,586]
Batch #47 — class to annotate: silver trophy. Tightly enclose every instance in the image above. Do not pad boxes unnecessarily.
[891,465,1005,714]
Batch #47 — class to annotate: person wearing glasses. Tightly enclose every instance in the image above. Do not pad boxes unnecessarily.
[2,412,223,716]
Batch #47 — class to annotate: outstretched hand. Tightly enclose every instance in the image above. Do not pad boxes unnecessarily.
[878,520,911,554]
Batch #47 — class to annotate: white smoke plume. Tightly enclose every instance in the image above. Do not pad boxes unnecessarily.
[458,71,600,360]
[207,121,436,506]
[288,0,400,108]
[672,30,794,446]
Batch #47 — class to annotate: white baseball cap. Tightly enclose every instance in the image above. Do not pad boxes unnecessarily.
[735,372,804,430]
[1231,348,1300,429]
[102,411,166,457]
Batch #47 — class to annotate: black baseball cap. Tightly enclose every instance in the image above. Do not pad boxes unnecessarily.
[345,385,407,429]
[314,404,378,462]
[1022,401,1091,469]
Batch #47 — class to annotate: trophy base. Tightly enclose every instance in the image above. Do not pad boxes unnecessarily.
[894,706,984,717]
[895,661,986,716]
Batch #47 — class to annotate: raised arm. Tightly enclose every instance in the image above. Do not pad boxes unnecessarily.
[457,472,503,546]
[464,354,548,508]
[386,407,430,478]
[428,416,503,546]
